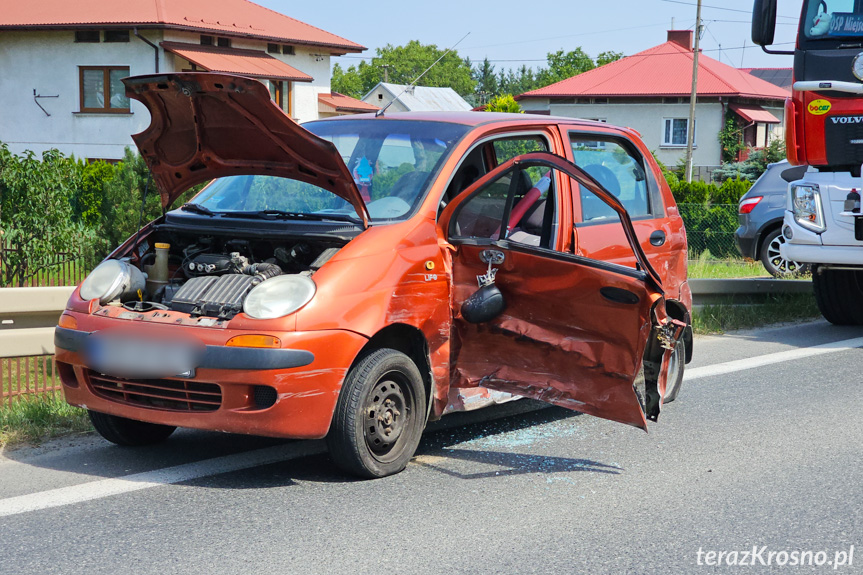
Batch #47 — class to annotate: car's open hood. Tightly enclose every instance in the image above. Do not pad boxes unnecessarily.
[124,72,370,226]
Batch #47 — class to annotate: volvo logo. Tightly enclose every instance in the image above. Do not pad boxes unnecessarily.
[830,116,863,123]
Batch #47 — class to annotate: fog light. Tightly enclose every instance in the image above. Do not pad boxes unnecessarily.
[783,225,794,240]
[253,386,278,409]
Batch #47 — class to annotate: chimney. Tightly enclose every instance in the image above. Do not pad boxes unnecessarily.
[667,30,693,50]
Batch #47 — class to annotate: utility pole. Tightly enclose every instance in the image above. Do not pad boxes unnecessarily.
[684,0,702,183]
[380,64,392,83]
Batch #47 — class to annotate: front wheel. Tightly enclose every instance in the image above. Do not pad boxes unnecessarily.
[88,410,176,446]
[812,267,863,325]
[327,349,427,479]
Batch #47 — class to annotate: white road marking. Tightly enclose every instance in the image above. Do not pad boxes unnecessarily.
[1,337,861,518]
[684,337,863,382]
[0,441,326,518]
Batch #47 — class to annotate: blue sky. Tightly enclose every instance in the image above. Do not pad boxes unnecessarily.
[260,0,802,73]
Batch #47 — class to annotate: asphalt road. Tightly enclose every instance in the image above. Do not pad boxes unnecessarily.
[1,319,862,574]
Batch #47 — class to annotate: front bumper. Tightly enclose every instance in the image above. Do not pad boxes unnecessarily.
[780,242,863,267]
[54,326,368,439]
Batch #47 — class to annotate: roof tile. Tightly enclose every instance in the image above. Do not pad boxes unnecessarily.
[0,0,364,52]
[520,41,788,101]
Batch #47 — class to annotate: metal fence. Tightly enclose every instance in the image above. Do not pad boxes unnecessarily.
[0,238,95,406]
[0,238,101,288]
[677,203,741,261]
[1,355,61,406]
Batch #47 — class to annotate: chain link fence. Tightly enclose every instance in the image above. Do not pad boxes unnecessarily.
[677,203,742,261]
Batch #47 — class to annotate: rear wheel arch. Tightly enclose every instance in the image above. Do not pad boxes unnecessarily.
[755,219,783,258]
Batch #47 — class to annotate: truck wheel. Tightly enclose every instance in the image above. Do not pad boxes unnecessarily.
[760,229,809,278]
[327,348,426,479]
[663,339,685,403]
[88,410,176,446]
[812,267,863,325]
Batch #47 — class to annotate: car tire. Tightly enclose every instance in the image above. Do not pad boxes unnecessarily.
[327,348,427,479]
[663,338,685,404]
[88,410,177,446]
[812,267,863,325]
[760,228,810,278]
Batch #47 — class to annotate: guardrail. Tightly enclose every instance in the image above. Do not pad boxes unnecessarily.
[0,287,74,358]
[1,287,73,404]
[689,278,813,306]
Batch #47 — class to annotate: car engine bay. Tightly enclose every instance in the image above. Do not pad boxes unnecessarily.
[117,231,345,320]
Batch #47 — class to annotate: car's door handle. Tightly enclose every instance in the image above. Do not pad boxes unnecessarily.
[649,230,666,246]
[600,286,640,305]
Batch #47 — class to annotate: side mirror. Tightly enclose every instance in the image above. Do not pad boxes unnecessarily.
[752,0,778,46]
[461,284,506,324]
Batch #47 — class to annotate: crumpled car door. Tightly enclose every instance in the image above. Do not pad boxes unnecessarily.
[438,152,679,430]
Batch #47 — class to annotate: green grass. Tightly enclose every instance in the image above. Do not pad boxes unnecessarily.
[687,258,767,279]
[0,394,91,450]
[692,293,822,334]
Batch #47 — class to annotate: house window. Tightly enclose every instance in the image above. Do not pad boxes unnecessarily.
[267,43,280,54]
[74,30,100,43]
[662,118,695,147]
[282,45,295,55]
[104,30,130,43]
[217,37,231,48]
[200,35,214,46]
[79,66,130,113]
[267,80,292,116]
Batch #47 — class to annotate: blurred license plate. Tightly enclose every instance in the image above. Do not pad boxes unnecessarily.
[84,333,202,379]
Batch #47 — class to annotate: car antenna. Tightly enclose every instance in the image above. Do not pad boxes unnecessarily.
[375,32,470,118]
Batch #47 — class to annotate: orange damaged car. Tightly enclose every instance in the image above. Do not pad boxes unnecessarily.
[54,73,692,478]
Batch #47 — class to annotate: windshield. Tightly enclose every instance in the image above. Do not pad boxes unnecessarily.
[306,119,470,218]
[191,119,470,224]
[804,0,863,39]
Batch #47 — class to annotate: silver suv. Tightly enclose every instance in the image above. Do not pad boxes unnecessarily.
[734,161,809,277]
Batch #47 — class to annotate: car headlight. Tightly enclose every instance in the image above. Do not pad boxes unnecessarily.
[791,183,826,232]
[243,275,316,319]
[79,260,146,304]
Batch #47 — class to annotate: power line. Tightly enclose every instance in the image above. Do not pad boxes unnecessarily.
[658,0,798,20]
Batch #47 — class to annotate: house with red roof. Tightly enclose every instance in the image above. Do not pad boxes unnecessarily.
[517,31,790,175]
[0,0,366,160]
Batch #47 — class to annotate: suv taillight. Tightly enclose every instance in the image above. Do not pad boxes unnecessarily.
[739,196,763,214]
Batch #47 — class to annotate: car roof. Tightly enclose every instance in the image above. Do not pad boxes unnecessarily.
[312,110,612,129]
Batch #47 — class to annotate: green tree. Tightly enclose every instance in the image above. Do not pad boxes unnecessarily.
[97,149,158,248]
[596,51,625,67]
[499,65,540,96]
[73,159,114,227]
[537,48,596,86]
[484,94,522,113]
[331,62,365,99]
[334,41,477,99]
[472,58,499,105]
[0,144,92,286]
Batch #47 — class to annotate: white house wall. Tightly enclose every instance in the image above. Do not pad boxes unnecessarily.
[521,99,726,168]
[0,30,163,160]
[0,29,332,160]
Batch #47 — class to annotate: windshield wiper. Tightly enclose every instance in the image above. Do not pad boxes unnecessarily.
[223,210,362,224]
[180,203,217,216]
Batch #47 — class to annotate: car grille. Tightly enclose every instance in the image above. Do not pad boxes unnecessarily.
[86,371,222,412]
[825,116,863,166]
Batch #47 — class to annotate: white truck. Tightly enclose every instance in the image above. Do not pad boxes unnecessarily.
[782,172,863,324]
